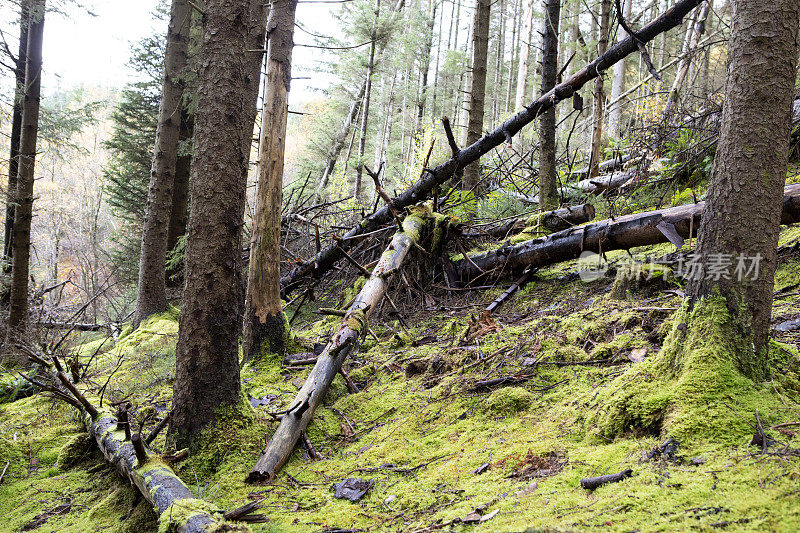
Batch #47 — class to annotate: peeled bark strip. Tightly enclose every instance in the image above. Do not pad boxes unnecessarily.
[248,205,433,483]
[454,184,800,282]
[280,0,706,298]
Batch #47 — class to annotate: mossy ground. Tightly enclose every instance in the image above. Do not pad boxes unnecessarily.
[3,231,800,532]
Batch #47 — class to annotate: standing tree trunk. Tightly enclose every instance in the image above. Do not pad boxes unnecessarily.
[237,0,270,330]
[317,82,366,195]
[663,0,711,117]
[243,0,298,362]
[607,0,632,138]
[504,0,520,113]
[514,0,535,111]
[588,0,611,179]
[491,0,506,126]
[4,0,30,273]
[5,0,44,352]
[165,108,193,287]
[132,0,191,328]
[538,0,560,211]
[168,0,254,449]
[462,0,491,190]
[688,0,800,379]
[354,0,381,200]
[417,0,436,131]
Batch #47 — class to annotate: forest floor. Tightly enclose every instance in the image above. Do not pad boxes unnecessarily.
[2,224,800,532]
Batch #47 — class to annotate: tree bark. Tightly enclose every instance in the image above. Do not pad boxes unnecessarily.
[280,0,708,298]
[608,0,632,138]
[462,0,491,190]
[165,107,193,287]
[248,206,432,483]
[454,184,800,283]
[132,0,191,329]
[3,0,31,272]
[588,0,611,179]
[243,0,298,362]
[688,0,800,380]
[168,0,253,450]
[5,0,44,351]
[538,0,561,211]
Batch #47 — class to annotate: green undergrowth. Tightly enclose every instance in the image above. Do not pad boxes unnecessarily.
[3,228,800,531]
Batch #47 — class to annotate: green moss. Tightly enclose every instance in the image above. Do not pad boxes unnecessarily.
[486,387,534,416]
[157,498,232,533]
[585,296,780,443]
[56,433,94,470]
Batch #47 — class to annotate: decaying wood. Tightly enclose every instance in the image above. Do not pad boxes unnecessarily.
[569,154,631,180]
[477,203,596,236]
[485,269,534,314]
[580,468,633,490]
[280,0,706,297]
[24,352,227,531]
[454,184,800,283]
[248,205,433,483]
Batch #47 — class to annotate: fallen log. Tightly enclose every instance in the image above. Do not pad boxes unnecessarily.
[511,169,654,205]
[580,468,633,490]
[34,322,110,332]
[468,203,596,239]
[454,183,800,282]
[22,351,229,531]
[279,0,706,298]
[568,154,631,181]
[248,204,436,483]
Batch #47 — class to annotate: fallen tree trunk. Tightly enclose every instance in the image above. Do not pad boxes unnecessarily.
[22,352,230,531]
[510,168,655,205]
[34,322,110,332]
[280,0,706,298]
[454,183,800,282]
[568,154,631,181]
[248,205,434,483]
[470,203,596,239]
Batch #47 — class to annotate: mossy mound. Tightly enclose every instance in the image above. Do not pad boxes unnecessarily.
[585,296,797,444]
[486,386,534,415]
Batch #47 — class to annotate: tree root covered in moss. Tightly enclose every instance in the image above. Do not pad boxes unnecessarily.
[584,296,793,444]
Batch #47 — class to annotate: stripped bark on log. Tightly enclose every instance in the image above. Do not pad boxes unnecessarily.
[248,204,435,483]
[454,184,800,282]
[279,0,706,298]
